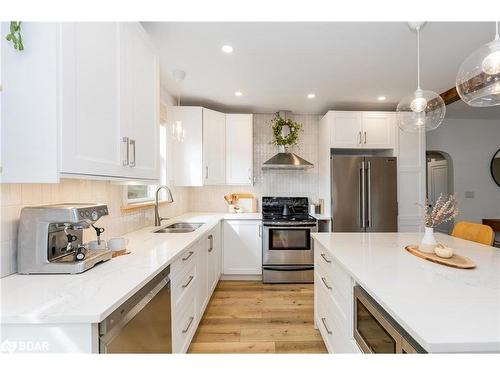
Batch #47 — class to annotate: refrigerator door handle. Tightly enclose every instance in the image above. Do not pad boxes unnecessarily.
[367,161,372,228]
[360,161,366,229]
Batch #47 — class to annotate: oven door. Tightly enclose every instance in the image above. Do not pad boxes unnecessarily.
[262,225,315,265]
[353,286,403,353]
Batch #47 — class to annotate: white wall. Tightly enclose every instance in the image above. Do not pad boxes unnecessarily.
[426,118,500,224]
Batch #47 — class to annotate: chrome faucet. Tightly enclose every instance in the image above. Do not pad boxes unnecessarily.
[154,185,175,226]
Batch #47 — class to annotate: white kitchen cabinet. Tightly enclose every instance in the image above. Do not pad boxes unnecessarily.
[328,111,395,150]
[169,106,226,186]
[207,225,222,294]
[225,114,253,185]
[120,23,160,180]
[203,108,226,185]
[223,220,262,275]
[314,240,359,353]
[1,22,159,183]
[362,112,394,149]
[330,111,363,148]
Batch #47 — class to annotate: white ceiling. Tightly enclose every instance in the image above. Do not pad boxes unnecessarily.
[143,22,500,118]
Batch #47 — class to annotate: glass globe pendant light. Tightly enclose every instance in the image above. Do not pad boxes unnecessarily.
[456,21,500,107]
[397,22,446,133]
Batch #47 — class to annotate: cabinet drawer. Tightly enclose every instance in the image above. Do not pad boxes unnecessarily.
[315,267,349,333]
[171,262,197,309]
[171,246,198,278]
[316,280,356,353]
[315,247,352,301]
[172,285,197,353]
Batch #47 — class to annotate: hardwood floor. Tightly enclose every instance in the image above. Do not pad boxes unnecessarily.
[188,281,327,354]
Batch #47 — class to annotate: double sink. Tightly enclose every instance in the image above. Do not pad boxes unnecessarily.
[153,222,204,234]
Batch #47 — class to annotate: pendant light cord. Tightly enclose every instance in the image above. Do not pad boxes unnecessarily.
[416,26,421,90]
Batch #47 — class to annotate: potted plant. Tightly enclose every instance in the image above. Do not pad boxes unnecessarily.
[419,193,458,252]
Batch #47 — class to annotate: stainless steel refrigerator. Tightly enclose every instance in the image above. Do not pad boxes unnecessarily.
[331,156,398,232]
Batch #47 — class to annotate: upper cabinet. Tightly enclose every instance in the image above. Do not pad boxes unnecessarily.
[1,22,159,183]
[327,111,395,149]
[226,114,253,185]
[203,108,226,185]
[169,107,253,187]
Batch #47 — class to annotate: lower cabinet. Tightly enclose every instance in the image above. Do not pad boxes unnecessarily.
[223,220,262,276]
[314,241,361,353]
[170,223,222,353]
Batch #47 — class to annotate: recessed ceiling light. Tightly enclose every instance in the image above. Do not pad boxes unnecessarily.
[222,45,234,54]
[234,91,243,97]
[377,96,387,101]
[307,93,316,99]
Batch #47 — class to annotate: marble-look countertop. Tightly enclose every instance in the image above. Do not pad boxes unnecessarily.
[311,232,500,353]
[0,212,261,325]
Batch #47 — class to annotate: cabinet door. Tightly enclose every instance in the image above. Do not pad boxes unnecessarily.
[207,227,220,294]
[223,221,262,275]
[60,23,126,177]
[120,23,160,180]
[362,112,394,149]
[226,114,253,185]
[203,108,226,185]
[170,106,204,186]
[196,238,209,315]
[330,112,363,148]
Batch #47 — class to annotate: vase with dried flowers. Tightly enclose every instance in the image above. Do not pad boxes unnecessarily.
[417,193,459,252]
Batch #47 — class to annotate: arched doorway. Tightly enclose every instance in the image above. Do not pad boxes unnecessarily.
[426,151,454,234]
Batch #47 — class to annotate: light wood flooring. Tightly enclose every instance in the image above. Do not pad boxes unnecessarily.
[188,281,327,354]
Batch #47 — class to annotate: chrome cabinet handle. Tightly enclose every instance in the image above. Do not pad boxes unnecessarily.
[208,234,213,252]
[321,317,332,334]
[182,251,194,261]
[364,131,367,144]
[321,277,333,290]
[258,225,262,238]
[182,316,194,333]
[248,168,252,182]
[129,139,136,167]
[122,137,130,166]
[182,275,194,288]
[320,253,331,263]
[205,166,209,179]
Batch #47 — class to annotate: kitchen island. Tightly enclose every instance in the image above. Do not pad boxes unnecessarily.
[311,232,500,353]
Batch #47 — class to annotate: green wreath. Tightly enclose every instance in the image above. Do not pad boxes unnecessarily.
[270,112,302,147]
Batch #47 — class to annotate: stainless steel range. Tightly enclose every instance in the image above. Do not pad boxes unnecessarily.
[262,197,317,283]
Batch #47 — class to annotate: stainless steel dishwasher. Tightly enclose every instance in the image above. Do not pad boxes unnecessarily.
[99,266,172,353]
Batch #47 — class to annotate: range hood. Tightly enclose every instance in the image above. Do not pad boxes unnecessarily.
[262,110,314,170]
[262,151,313,170]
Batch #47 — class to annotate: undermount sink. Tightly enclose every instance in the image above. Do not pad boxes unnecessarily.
[153,222,204,234]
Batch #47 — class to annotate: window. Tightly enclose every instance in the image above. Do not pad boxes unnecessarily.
[125,122,168,205]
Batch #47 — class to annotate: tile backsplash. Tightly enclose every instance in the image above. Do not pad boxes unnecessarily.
[0,179,189,277]
[189,113,321,212]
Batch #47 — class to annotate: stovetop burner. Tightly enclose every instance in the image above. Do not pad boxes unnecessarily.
[261,197,317,224]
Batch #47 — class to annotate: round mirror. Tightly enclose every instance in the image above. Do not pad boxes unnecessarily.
[491,148,500,187]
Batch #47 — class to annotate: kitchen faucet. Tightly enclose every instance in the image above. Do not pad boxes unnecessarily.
[154,185,175,226]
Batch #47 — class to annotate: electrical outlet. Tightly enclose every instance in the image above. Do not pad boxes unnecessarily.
[465,191,474,199]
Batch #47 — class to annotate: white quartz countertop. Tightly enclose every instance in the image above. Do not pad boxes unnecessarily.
[311,232,500,353]
[0,212,261,325]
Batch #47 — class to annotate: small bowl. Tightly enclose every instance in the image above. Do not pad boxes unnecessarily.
[434,244,454,259]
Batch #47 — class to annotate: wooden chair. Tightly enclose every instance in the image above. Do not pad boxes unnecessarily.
[451,221,494,246]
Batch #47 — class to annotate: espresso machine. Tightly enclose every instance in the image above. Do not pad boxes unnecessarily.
[17,203,112,274]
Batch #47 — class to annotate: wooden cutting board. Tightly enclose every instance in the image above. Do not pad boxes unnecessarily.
[404,245,476,269]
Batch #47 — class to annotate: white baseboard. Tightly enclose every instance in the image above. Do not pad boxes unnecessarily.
[220,274,262,281]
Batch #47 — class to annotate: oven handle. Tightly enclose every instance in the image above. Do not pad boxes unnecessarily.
[263,266,314,272]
